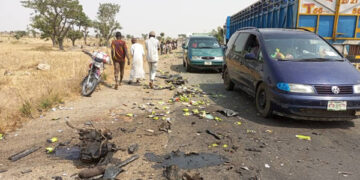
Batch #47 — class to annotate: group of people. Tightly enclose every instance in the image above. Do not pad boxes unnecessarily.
[160,40,177,55]
[110,31,160,89]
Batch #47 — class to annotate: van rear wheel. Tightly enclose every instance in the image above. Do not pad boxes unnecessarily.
[256,83,273,118]
[223,68,234,91]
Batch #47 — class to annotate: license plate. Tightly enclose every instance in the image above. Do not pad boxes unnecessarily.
[327,101,347,111]
[204,61,212,65]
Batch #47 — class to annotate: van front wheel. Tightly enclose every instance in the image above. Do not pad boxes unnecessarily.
[256,83,273,118]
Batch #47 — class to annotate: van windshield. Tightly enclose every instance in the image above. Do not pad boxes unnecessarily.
[189,38,220,49]
[263,34,343,61]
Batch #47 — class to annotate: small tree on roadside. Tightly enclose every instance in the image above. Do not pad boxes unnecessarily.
[22,0,88,50]
[67,29,83,46]
[211,26,224,44]
[78,15,92,45]
[14,31,28,40]
[93,3,121,46]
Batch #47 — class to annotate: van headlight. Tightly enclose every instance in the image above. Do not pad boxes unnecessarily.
[277,83,315,94]
[353,84,360,94]
[214,56,224,60]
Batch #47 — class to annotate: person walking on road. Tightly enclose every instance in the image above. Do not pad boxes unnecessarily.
[111,32,130,89]
[129,38,145,84]
[145,31,160,89]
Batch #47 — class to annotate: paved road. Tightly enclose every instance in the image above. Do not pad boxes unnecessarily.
[167,51,360,180]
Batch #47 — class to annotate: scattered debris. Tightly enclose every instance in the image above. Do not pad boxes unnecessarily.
[8,146,41,162]
[0,133,3,140]
[338,171,352,177]
[52,176,63,180]
[47,137,58,143]
[0,169,8,173]
[206,130,221,140]
[245,148,262,153]
[103,155,139,179]
[205,114,214,120]
[265,130,273,133]
[128,144,139,154]
[37,63,50,71]
[247,130,256,134]
[159,121,171,133]
[234,121,242,126]
[296,135,311,141]
[55,146,81,160]
[66,121,117,164]
[119,127,136,133]
[145,151,227,169]
[46,147,55,154]
[163,165,180,180]
[182,172,203,180]
[78,166,106,179]
[214,117,223,122]
[217,109,238,117]
[146,129,155,133]
[21,169,32,174]
[265,164,270,168]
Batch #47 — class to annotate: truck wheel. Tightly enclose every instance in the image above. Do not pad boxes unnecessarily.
[224,68,234,91]
[255,83,273,118]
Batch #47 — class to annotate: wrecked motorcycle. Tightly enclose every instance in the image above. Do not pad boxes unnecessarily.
[81,50,110,96]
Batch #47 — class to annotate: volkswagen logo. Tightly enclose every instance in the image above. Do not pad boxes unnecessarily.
[331,86,340,94]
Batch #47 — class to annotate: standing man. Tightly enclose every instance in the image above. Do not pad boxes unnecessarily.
[111,32,130,89]
[145,31,160,89]
[129,38,145,84]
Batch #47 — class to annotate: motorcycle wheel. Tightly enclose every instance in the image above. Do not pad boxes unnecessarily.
[81,74,99,97]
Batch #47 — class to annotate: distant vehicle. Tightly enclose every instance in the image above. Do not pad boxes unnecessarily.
[182,36,224,72]
[223,28,360,120]
[224,0,360,60]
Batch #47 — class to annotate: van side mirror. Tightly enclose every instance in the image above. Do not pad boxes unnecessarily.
[245,53,256,60]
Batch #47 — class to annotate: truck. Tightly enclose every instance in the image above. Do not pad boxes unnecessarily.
[225,0,360,60]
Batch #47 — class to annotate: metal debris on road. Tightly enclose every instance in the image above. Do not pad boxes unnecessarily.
[8,146,41,162]
[20,169,32,174]
[128,144,139,154]
[47,137,58,143]
[245,148,262,153]
[296,135,311,141]
[217,109,239,117]
[206,130,221,140]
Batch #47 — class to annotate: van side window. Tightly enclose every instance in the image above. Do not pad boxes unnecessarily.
[226,32,239,54]
[243,34,260,58]
[233,33,249,53]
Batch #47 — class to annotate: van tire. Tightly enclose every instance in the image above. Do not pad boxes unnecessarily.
[224,68,234,91]
[256,83,273,118]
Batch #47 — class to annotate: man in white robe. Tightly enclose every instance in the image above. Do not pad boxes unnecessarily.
[129,38,145,84]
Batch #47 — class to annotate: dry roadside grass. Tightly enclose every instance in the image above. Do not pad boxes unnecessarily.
[0,36,132,133]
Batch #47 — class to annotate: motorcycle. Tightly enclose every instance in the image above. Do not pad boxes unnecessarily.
[81,50,110,96]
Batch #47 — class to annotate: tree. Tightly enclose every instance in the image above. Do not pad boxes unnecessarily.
[141,33,147,40]
[160,32,165,41]
[22,0,87,50]
[14,31,28,40]
[93,3,121,46]
[211,26,224,44]
[78,15,92,45]
[178,34,186,38]
[67,29,82,46]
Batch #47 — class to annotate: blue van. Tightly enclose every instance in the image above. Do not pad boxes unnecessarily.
[182,36,224,72]
[223,28,360,121]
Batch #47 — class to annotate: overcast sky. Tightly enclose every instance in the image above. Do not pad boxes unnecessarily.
[0,0,257,37]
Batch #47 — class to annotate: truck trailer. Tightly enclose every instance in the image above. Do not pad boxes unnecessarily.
[225,0,360,60]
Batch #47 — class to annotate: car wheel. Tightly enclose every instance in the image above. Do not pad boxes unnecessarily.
[223,68,234,91]
[185,61,192,72]
[256,83,273,118]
